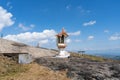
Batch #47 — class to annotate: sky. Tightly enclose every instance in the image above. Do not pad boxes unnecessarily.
[0,0,120,54]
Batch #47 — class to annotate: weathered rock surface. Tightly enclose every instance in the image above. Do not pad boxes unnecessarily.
[0,39,57,58]
[35,57,120,80]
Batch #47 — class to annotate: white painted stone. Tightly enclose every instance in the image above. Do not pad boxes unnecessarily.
[56,50,70,58]
[19,54,33,64]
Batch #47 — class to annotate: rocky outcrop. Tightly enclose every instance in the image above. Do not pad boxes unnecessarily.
[0,39,57,58]
[35,57,120,80]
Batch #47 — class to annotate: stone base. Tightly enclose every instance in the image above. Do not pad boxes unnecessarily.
[55,50,70,58]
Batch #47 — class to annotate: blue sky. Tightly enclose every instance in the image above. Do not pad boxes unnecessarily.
[0,0,120,53]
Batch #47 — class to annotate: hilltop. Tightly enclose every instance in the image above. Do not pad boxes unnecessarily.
[0,39,120,80]
[0,38,57,58]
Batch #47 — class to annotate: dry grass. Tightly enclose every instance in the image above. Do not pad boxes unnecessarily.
[70,52,114,62]
[0,55,70,80]
[0,55,29,77]
[1,63,70,80]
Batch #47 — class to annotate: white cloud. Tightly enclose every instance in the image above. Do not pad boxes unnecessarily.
[7,2,11,7]
[83,48,95,51]
[18,23,35,31]
[104,30,109,33]
[0,6,14,31]
[83,20,96,26]
[88,36,94,40]
[6,2,13,9]
[68,31,80,36]
[4,29,82,47]
[30,24,35,28]
[4,29,57,45]
[65,38,71,43]
[77,6,91,14]
[38,39,49,46]
[74,39,82,42]
[109,33,120,40]
[66,5,71,10]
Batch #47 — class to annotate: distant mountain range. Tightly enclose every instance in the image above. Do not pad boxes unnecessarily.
[85,52,120,60]
[94,54,120,60]
[83,49,120,60]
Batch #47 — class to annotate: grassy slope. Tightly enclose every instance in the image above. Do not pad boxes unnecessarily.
[70,52,117,62]
[0,56,70,80]
[0,52,119,80]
